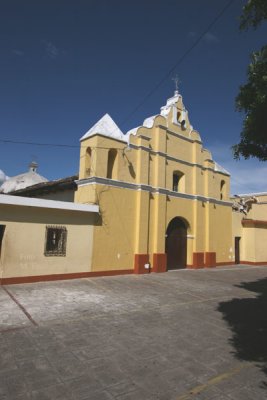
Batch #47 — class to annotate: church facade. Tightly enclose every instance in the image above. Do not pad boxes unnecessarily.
[1,90,266,284]
[75,90,233,274]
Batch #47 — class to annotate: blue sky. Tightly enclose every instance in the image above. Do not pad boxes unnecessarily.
[0,0,266,194]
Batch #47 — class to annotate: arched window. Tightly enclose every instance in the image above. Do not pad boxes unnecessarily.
[107,149,118,179]
[220,180,226,200]
[173,171,185,192]
[85,147,91,177]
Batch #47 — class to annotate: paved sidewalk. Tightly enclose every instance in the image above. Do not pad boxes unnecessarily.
[0,265,267,399]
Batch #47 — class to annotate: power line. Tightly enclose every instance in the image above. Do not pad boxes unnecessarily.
[119,0,236,126]
[77,0,236,151]
[0,138,125,151]
[0,0,235,151]
[0,139,79,148]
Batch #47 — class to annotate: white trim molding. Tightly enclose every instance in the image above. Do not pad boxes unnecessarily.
[0,194,99,213]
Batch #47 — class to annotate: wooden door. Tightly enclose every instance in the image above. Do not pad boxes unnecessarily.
[166,218,187,269]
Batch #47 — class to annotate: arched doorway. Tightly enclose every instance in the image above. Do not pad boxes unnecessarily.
[166,217,188,269]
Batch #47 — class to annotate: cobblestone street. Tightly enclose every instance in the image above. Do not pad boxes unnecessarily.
[1,265,267,399]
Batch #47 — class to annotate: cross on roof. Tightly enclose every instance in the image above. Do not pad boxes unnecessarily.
[172,75,181,93]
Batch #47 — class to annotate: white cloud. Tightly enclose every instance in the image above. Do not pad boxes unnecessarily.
[226,162,267,195]
[187,31,219,44]
[42,40,60,59]
[188,31,196,39]
[203,32,219,44]
[208,142,267,195]
[12,49,24,57]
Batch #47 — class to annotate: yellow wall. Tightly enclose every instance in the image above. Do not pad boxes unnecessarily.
[232,195,267,264]
[0,204,95,278]
[206,203,232,262]
[91,186,137,271]
[255,227,267,262]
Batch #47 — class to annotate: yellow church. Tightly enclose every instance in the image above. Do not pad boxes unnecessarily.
[0,89,266,284]
[75,89,232,274]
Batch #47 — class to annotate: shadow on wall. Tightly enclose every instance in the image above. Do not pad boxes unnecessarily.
[218,278,267,385]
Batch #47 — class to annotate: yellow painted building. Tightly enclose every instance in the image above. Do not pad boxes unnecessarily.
[75,90,233,273]
[232,193,267,265]
[0,195,98,284]
[1,90,266,285]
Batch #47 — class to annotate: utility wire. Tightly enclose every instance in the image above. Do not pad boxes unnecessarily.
[0,138,125,151]
[77,0,236,151]
[0,0,235,150]
[119,0,236,126]
[0,139,79,148]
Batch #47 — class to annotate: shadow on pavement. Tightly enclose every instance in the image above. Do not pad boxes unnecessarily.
[218,277,267,382]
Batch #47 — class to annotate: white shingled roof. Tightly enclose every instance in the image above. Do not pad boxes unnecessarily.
[80,113,126,142]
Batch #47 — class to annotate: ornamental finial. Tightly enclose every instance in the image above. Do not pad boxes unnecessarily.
[172,75,180,95]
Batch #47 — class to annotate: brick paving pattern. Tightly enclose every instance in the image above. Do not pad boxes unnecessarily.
[0,265,267,399]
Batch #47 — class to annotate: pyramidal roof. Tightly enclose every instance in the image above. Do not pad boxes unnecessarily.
[80,113,126,142]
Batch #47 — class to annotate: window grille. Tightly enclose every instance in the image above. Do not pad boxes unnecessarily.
[44,226,67,256]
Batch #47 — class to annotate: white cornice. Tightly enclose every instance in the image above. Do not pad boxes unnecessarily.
[0,194,99,213]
